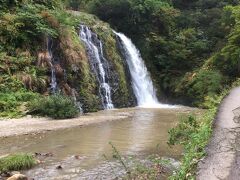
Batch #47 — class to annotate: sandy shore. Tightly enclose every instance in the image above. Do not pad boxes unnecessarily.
[0,109,131,138]
[197,87,240,180]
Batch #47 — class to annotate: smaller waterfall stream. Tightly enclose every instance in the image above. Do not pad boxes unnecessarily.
[79,25,114,109]
[47,38,57,93]
[47,38,84,113]
[72,89,83,114]
[115,32,170,108]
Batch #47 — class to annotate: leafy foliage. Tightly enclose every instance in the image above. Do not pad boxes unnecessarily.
[168,78,240,179]
[175,70,223,106]
[0,91,40,118]
[86,0,240,106]
[168,111,216,179]
[29,94,79,119]
[0,4,58,52]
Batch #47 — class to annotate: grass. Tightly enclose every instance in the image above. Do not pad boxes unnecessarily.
[104,142,172,180]
[168,79,240,179]
[0,153,36,173]
[168,111,216,179]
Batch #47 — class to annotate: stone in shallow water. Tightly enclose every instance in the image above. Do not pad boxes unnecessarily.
[56,165,63,170]
[7,174,27,180]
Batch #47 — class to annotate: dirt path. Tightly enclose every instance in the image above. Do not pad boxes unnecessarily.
[197,87,240,180]
[0,110,130,138]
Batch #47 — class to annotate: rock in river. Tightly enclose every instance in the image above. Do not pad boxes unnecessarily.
[7,174,28,180]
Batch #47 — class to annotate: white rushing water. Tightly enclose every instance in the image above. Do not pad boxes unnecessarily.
[115,32,171,108]
[71,89,84,114]
[79,25,114,109]
[47,38,57,93]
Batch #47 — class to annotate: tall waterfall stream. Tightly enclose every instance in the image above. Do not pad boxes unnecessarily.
[79,25,170,109]
[115,32,159,106]
[79,25,114,109]
[115,32,172,108]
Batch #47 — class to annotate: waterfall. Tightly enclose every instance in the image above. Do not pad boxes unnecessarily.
[47,38,57,93]
[72,89,83,114]
[79,25,114,109]
[115,32,170,108]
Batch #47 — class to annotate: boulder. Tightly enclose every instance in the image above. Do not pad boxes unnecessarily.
[7,174,28,180]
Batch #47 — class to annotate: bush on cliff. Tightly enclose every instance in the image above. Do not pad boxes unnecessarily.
[29,94,79,119]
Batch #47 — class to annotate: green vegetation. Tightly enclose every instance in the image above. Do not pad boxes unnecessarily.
[68,2,240,177]
[0,153,36,173]
[0,1,61,118]
[168,113,215,179]
[0,0,135,118]
[105,142,172,179]
[1,0,240,178]
[83,0,240,106]
[168,78,240,179]
[29,94,79,119]
[0,91,40,118]
[2,0,238,116]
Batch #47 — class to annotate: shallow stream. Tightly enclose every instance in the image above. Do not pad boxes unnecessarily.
[0,107,199,179]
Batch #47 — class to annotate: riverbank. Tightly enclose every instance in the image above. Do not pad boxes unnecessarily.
[197,87,240,179]
[152,84,240,179]
[0,109,131,138]
[0,107,193,180]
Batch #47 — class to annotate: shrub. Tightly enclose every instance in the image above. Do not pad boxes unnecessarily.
[168,113,214,179]
[29,94,79,119]
[0,153,36,173]
[0,91,40,118]
[189,70,222,102]
[168,115,199,146]
[176,69,223,106]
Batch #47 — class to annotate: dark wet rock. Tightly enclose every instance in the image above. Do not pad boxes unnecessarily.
[56,165,63,170]
[34,152,53,157]
[1,172,11,177]
[73,155,80,159]
[43,152,53,157]
[7,174,27,180]
[34,152,41,156]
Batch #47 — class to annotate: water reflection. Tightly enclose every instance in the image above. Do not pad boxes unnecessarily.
[0,107,197,179]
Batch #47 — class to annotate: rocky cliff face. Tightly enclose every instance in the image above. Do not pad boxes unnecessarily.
[0,5,137,117]
[38,12,137,112]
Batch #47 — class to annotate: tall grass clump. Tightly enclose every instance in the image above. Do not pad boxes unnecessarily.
[0,153,36,173]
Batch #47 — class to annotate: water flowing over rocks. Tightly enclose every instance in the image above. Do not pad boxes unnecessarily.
[47,37,58,94]
[115,32,172,108]
[79,25,114,109]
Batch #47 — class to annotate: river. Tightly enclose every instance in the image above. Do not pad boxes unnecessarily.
[0,107,199,179]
